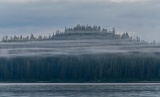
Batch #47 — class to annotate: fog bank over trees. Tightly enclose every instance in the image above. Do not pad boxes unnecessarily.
[1,25,144,42]
[0,25,157,57]
[0,25,159,82]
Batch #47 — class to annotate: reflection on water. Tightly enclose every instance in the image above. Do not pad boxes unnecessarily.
[0,83,159,97]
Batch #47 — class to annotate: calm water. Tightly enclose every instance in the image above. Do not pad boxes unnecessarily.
[0,83,159,97]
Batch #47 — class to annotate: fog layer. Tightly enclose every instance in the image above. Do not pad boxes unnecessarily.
[0,39,158,57]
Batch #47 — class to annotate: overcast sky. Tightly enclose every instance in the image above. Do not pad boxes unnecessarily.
[0,0,159,42]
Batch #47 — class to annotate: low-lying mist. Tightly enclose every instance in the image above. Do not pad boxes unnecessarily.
[0,39,158,57]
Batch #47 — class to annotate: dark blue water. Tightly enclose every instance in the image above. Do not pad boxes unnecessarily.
[0,83,159,97]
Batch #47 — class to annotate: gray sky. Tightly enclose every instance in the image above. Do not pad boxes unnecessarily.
[0,0,159,42]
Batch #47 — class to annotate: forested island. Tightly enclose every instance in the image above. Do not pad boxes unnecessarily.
[0,25,159,83]
[1,24,142,43]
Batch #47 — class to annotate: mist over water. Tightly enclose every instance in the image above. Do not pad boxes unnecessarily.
[0,39,158,57]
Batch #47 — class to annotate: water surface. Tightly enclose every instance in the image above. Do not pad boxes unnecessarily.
[0,83,159,97]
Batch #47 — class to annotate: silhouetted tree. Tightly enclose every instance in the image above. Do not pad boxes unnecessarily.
[112,27,115,34]
[30,33,35,41]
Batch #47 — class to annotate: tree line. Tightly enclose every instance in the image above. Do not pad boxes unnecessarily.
[1,24,146,43]
[0,53,160,82]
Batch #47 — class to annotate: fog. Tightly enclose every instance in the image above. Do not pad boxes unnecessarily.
[0,39,158,57]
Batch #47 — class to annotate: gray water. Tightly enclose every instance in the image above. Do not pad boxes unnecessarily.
[0,83,160,97]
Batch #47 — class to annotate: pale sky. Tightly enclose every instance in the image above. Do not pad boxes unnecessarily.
[0,0,159,42]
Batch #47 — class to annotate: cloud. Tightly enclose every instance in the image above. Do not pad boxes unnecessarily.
[0,0,147,3]
[0,0,39,3]
[0,0,159,42]
[110,0,140,2]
